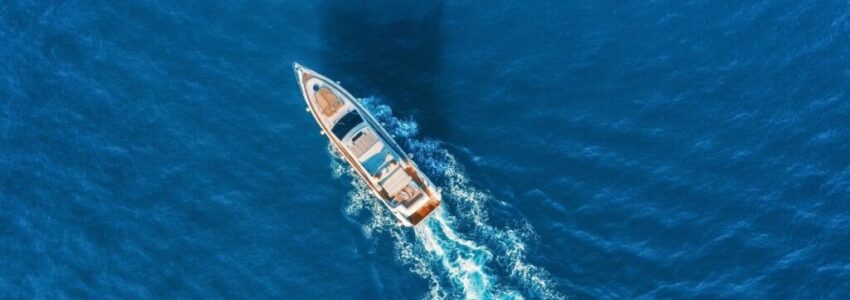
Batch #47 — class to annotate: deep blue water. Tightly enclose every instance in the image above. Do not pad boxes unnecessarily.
[2,1,850,299]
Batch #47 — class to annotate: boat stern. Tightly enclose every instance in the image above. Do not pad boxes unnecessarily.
[406,196,441,226]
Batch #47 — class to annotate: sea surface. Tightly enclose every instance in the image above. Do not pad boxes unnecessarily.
[2,1,850,299]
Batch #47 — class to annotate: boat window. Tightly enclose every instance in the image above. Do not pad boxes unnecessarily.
[331,110,363,138]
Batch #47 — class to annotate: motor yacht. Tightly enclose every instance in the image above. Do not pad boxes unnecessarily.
[293,63,441,226]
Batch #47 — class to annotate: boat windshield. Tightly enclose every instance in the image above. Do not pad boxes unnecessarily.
[332,110,363,138]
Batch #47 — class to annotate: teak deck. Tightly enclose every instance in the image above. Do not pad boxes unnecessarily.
[408,198,440,225]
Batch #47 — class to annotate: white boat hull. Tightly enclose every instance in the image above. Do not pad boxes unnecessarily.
[293,63,441,226]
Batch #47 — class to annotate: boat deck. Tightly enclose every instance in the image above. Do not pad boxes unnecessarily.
[316,87,343,116]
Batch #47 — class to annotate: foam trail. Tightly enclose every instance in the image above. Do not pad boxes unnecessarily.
[330,97,563,299]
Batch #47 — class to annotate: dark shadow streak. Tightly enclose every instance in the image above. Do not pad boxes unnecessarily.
[318,1,447,137]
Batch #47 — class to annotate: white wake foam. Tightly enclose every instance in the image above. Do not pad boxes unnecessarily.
[329,97,563,300]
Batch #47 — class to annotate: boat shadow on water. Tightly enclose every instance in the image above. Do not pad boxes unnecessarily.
[318,0,449,138]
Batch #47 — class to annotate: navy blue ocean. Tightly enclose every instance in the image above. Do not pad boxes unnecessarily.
[2,1,850,299]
